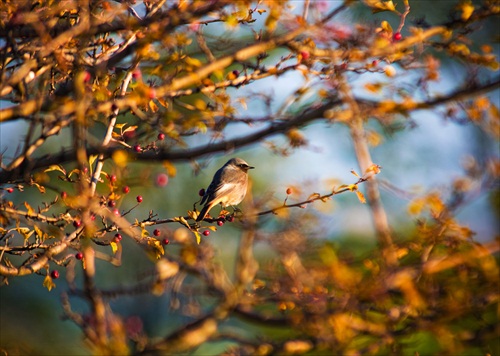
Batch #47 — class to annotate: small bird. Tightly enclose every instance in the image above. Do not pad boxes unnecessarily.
[196,158,254,221]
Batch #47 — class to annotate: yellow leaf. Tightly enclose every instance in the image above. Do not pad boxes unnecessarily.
[123,125,138,134]
[196,121,208,134]
[350,170,360,178]
[193,231,201,245]
[141,229,150,238]
[32,181,46,194]
[44,165,66,175]
[34,225,43,241]
[24,201,35,215]
[366,130,383,146]
[355,190,366,204]
[275,207,290,219]
[43,275,56,292]
[307,193,321,200]
[364,82,383,93]
[110,241,118,254]
[187,210,198,221]
[380,20,393,34]
[149,100,159,113]
[148,238,164,259]
[458,1,474,21]
[194,99,206,111]
[366,0,396,13]
[115,123,127,130]
[185,56,203,68]
[408,198,425,215]
[336,184,349,192]
[17,227,34,241]
[365,164,382,175]
[88,155,98,172]
[156,259,179,280]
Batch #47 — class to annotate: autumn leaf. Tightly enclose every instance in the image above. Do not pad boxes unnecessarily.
[110,241,118,254]
[365,0,396,13]
[17,227,34,241]
[457,1,474,21]
[193,230,201,245]
[355,190,366,204]
[187,210,198,221]
[148,238,165,259]
[43,275,56,292]
[307,193,321,200]
[44,165,66,175]
[87,155,98,174]
[24,201,35,215]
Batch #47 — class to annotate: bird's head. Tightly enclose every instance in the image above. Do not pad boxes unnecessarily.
[227,158,255,172]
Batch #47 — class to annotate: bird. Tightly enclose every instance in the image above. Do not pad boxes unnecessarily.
[196,158,254,222]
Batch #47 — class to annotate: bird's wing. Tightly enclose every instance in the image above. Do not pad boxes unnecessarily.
[200,167,224,205]
[202,168,242,203]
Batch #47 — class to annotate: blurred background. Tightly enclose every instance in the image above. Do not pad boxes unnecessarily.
[1,1,498,354]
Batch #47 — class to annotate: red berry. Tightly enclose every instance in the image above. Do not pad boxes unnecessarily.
[136,195,143,203]
[50,270,60,279]
[300,51,310,61]
[155,173,169,187]
[148,88,156,99]
[109,174,117,182]
[198,188,205,197]
[226,215,235,223]
[157,133,165,141]
[6,187,14,193]
[202,230,210,236]
[114,233,122,242]
[90,215,96,221]
[82,167,88,174]
[286,188,292,195]
[393,32,402,41]
[217,220,224,227]
[122,186,130,194]
[108,200,116,208]
[73,220,82,228]
[113,209,120,216]
[75,252,84,260]
[61,191,67,199]
[123,129,136,140]
[83,71,91,83]
[153,229,161,236]
[134,145,142,153]
[232,70,240,76]
[162,238,170,245]
[372,60,379,67]
[132,69,142,79]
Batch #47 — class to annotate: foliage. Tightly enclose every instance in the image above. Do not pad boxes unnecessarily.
[0,0,499,354]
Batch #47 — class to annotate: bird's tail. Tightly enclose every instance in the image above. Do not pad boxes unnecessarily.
[196,204,211,222]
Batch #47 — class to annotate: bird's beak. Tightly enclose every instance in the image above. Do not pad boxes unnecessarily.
[249,166,255,169]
